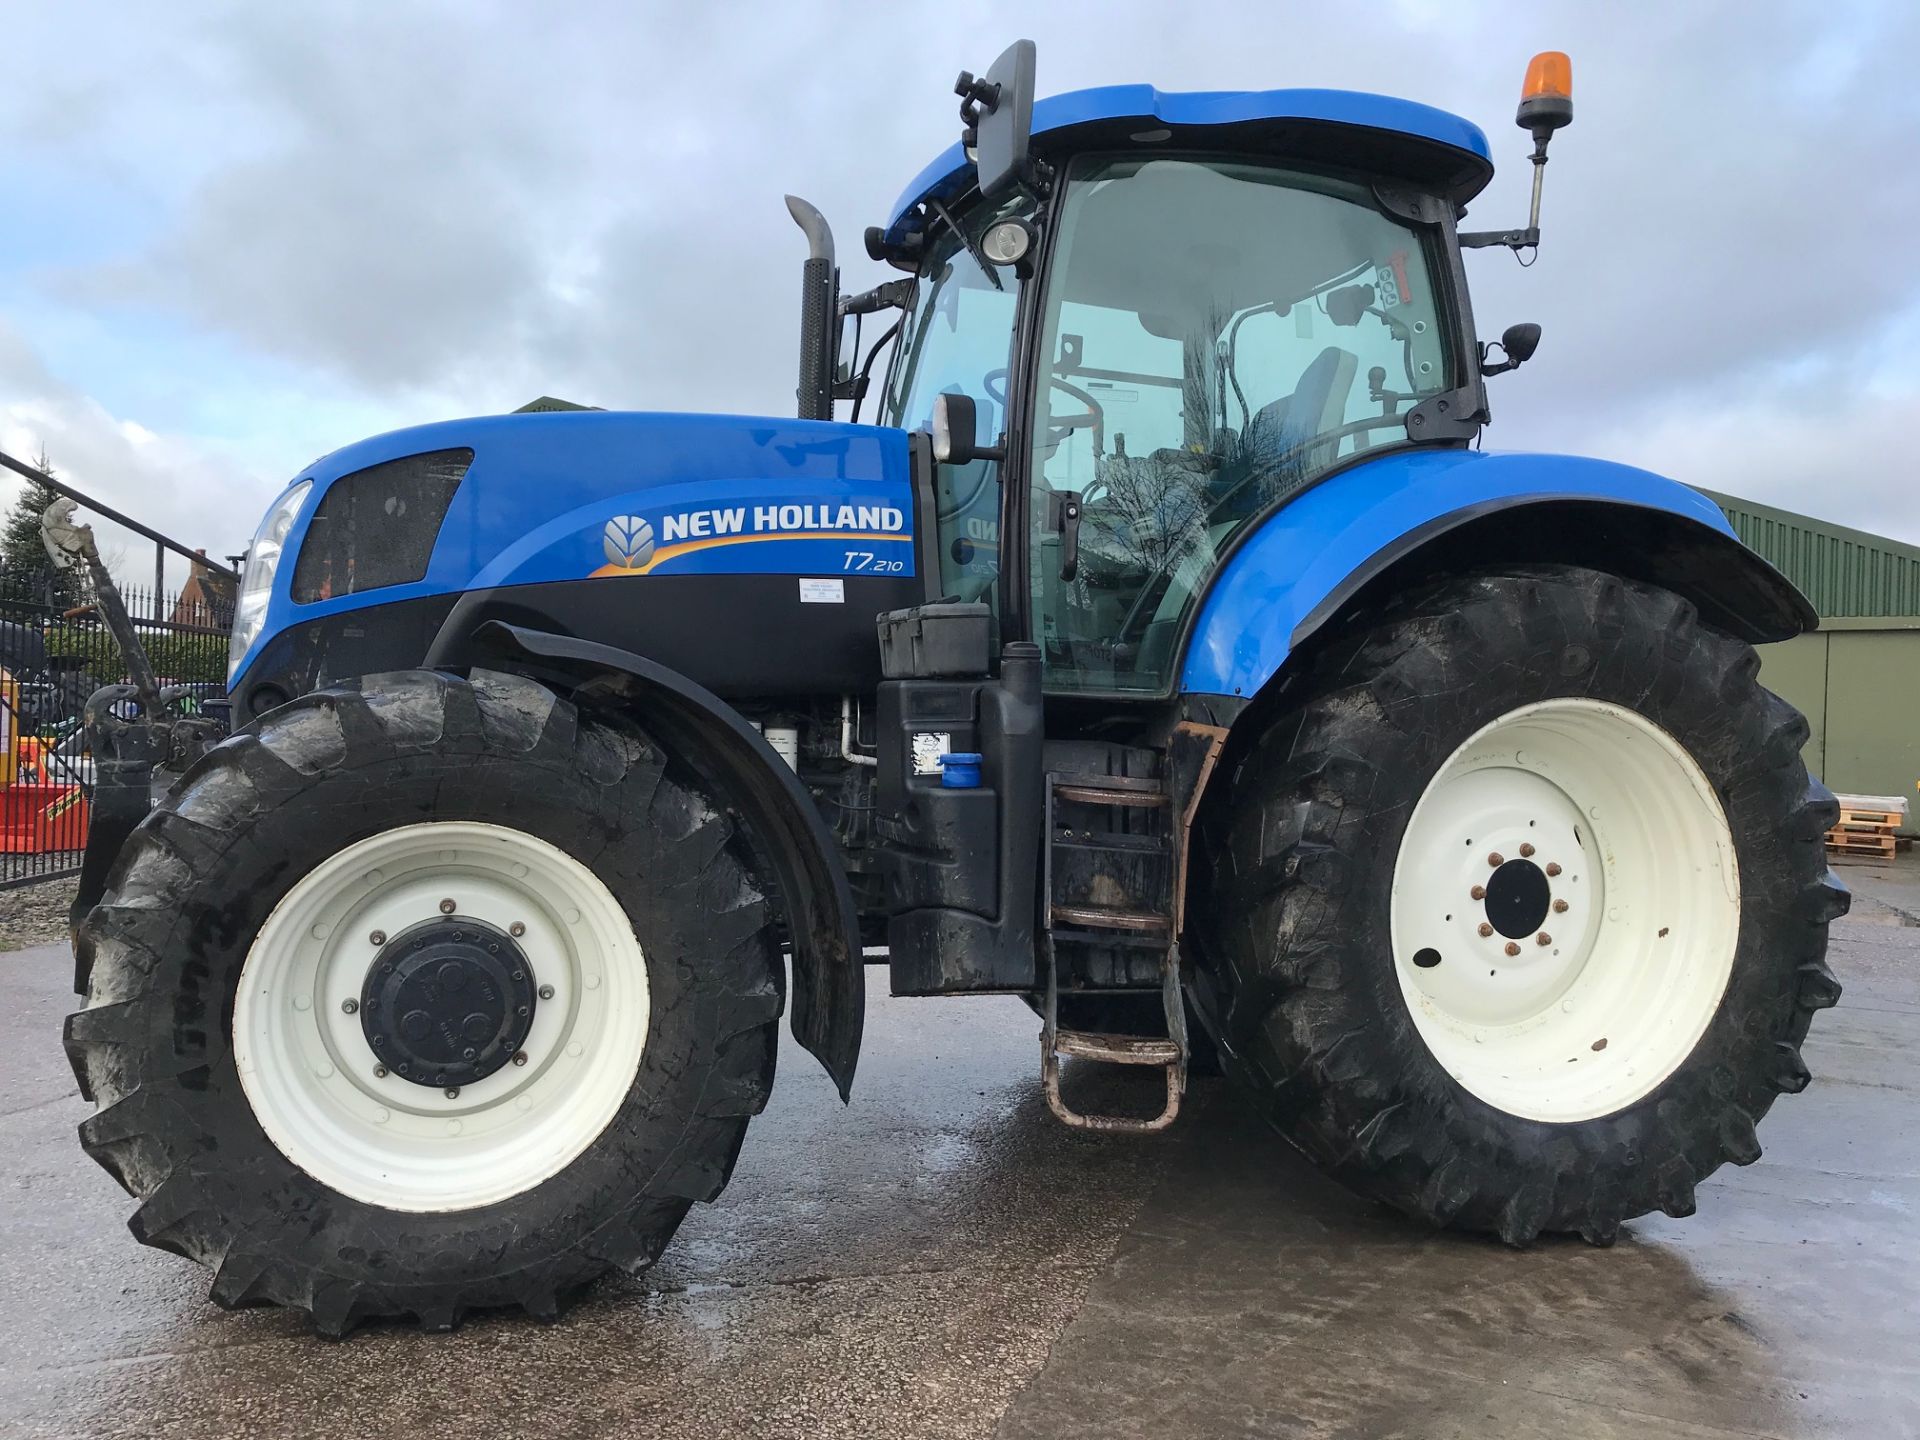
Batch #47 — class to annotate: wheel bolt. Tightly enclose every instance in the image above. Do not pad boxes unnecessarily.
[510,922,526,938]
[1477,922,1494,937]
[340,998,359,1014]
[1519,842,1535,858]
[462,1047,476,1060]
[368,930,386,946]
[1553,899,1569,913]
[444,1086,461,1100]
[1545,862,1562,877]
[512,1051,529,1067]
[439,898,457,914]
[1470,885,1486,900]
[517,1005,530,1017]
[1504,941,1521,957]
[538,984,555,1000]
[373,1064,389,1078]
[1537,932,1553,946]
[1487,852,1504,868]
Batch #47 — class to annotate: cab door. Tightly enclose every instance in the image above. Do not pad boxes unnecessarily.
[1022,153,1455,696]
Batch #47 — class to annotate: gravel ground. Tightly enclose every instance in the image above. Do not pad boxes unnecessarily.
[0,874,78,952]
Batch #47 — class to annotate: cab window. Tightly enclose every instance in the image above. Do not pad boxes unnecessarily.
[882,200,1026,606]
[1028,155,1453,693]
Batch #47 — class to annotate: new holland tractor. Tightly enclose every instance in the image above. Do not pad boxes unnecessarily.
[57,43,1847,1335]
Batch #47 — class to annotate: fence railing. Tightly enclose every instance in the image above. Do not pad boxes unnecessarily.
[0,577,232,890]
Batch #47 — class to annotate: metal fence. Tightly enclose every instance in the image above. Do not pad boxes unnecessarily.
[0,575,232,890]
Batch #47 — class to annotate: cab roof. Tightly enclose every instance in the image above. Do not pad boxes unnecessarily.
[885,84,1494,244]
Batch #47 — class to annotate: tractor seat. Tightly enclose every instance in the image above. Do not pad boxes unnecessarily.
[1249,345,1359,456]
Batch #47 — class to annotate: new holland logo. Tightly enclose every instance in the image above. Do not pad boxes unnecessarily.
[602,515,656,569]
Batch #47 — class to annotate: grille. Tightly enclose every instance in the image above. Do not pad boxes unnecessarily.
[291,448,473,604]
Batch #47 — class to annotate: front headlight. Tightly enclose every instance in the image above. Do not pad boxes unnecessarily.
[227,480,312,684]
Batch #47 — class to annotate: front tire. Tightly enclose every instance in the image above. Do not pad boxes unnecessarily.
[65,669,783,1333]
[1191,566,1848,1245]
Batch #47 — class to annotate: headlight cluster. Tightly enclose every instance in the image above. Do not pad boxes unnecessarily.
[227,480,312,684]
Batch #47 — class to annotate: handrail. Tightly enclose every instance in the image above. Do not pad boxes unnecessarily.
[0,448,239,582]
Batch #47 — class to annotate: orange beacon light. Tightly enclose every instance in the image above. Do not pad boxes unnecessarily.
[1517,51,1574,136]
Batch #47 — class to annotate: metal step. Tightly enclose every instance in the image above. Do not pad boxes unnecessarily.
[1049,902,1172,936]
[1053,777,1168,807]
[1051,1030,1182,1065]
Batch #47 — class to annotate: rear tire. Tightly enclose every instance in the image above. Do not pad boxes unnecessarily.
[65,669,782,1333]
[1190,566,1848,1244]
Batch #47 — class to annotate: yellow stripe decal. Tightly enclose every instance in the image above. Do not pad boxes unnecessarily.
[591,530,906,577]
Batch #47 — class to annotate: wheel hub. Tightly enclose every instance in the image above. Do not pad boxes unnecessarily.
[360,918,537,1088]
[1484,857,1552,938]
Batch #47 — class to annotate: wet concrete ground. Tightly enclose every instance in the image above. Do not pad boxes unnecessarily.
[3,858,1918,1438]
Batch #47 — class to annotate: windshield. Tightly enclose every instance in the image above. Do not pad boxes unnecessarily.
[1028,154,1453,693]
[881,200,1025,605]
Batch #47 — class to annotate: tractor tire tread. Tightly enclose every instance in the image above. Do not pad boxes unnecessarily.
[67,669,782,1334]
[1190,564,1846,1243]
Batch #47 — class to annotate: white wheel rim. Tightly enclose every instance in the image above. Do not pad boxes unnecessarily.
[232,821,649,1212]
[1389,698,1739,1123]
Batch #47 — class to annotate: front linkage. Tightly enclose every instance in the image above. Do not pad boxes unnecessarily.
[41,499,226,984]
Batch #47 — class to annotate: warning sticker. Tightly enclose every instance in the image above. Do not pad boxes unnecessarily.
[910,732,952,776]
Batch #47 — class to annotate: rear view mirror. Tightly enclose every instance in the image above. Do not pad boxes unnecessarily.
[834,311,861,389]
[931,393,1005,465]
[961,40,1036,200]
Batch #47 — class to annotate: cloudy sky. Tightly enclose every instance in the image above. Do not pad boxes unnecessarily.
[1,0,1914,584]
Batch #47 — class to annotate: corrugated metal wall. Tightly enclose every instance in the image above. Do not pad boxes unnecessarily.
[1701,490,1920,832]
[1703,489,1920,618]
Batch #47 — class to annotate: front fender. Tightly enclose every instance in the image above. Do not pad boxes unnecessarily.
[1179,449,1816,699]
[434,620,864,1099]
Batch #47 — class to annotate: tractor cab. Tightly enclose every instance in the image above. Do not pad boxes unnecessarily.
[836,56,1545,699]
[883,149,1468,694]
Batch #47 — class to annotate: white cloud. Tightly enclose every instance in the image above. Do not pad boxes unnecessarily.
[0,322,262,586]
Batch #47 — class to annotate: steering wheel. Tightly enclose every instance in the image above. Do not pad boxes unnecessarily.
[979,368,1109,458]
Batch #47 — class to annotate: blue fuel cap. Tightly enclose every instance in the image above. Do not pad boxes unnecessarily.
[940,752,984,788]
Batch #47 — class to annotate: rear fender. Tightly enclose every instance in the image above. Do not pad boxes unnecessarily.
[436,620,864,1099]
[1179,449,1816,702]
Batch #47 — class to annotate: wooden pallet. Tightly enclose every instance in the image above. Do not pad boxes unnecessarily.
[1826,820,1897,866]
[1832,806,1903,832]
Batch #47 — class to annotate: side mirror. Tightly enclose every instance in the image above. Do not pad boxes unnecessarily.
[833,311,862,390]
[931,393,1005,465]
[1481,322,1542,376]
[959,39,1036,200]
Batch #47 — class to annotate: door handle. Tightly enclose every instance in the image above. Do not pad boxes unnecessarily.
[1050,492,1082,581]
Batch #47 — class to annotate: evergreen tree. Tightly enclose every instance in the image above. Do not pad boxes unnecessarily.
[0,449,84,609]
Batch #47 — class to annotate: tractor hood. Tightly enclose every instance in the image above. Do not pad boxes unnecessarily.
[233,410,916,683]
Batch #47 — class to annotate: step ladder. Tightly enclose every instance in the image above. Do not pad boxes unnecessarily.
[1041,773,1187,1133]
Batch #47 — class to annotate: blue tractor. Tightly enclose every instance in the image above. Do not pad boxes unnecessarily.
[62,44,1847,1334]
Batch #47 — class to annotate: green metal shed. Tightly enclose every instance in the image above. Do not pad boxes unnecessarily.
[1702,490,1920,832]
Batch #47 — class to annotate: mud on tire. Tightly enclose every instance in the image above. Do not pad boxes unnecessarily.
[64,669,783,1334]
[1189,566,1849,1245]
